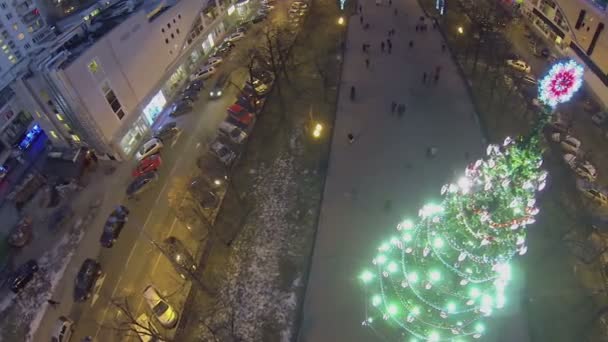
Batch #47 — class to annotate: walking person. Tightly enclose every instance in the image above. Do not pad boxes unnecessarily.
[387,39,392,48]
[350,86,356,100]
[415,25,419,32]
[409,40,414,48]
[348,133,355,144]
[391,101,397,113]
[365,58,370,68]
[47,299,60,307]
[435,65,442,76]
[388,0,392,6]
[398,105,405,118]
[441,43,446,52]
[360,15,363,24]
[381,41,385,52]
[422,72,427,83]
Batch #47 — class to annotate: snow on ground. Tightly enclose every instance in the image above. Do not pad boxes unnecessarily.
[0,217,87,341]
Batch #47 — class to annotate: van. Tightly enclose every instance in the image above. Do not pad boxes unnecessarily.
[218,121,248,144]
[209,73,230,99]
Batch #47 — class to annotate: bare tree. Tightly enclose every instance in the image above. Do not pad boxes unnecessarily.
[104,297,173,342]
[167,176,215,239]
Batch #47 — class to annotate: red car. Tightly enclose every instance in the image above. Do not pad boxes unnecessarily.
[132,155,162,178]
[227,104,254,125]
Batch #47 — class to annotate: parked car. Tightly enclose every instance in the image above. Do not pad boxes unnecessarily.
[520,74,537,87]
[245,79,270,96]
[236,25,248,33]
[226,31,245,42]
[218,121,247,144]
[133,154,162,178]
[210,140,237,165]
[213,41,235,57]
[184,79,204,93]
[51,316,74,342]
[578,180,608,205]
[10,259,38,293]
[74,258,102,302]
[551,133,581,153]
[142,285,179,328]
[205,56,223,68]
[126,171,159,200]
[163,236,197,279]
[506,59,531,73]
[225,115,251,131]
[190,66,216,81]
[7,217,33,247]
[154,122,179,142]
[100,205,129,247]
[209,73,230,99]
[136,138,163,160]
[592,112,607,126]
[178,90,197,103]
[564,154,597,181]
[251,13,267,23]
[227,104,255,125]
[189,178,219,209]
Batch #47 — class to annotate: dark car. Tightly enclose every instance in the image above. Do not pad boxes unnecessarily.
[209,73,230,99]
[74,258,102,301]
[225,115,250,131]
[154,122,179,142]
[100,206,129,248]
[179,89,198,102]
[168,99,193,117]
[189,178,220,209]
[126,171,159,200]
[163,237,197,279]
[10,259,38,293]
[252,14,267,23]
[184,79,204,93]
[213,41,235,57]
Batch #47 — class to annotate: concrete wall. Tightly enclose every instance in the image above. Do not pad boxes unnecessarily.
[60,0,206,143]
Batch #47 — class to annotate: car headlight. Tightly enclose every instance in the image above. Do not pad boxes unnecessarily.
[217,91,222,96]
[210,91,215,96]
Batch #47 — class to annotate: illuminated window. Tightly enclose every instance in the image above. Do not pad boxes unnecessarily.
[12,24,18,31]
[55,114,64,121]
[71,134,81,142]
[63,123,71,130]
[35,111,41,118]
[16,33,24,40]
[50,130,59,139]
[88,59,99,74]
[27,26,33,33]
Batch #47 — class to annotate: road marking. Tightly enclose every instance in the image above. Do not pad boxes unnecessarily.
[171,131,183,148]
[90,274,106,307]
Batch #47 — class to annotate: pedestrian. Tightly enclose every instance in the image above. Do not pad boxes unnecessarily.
[350,86,356,100]
[388,0,392,6]
[441,43,446,52]
[381,41,385,52]
[348,133,355,144]
[415,25,419,32]
[420,16,425,22]
[398,105,405,118]
[435,65,442,75]
[365,58,370,68]
[409,40,414,48]
[422,72,427,83]
[391,101,397,113]
[394,8,397,15]
[387,39,392,48]
[364,23,370,30]
[359,4,362,13]
[360,15,363,24]
[388,45,392,54]
[397,104,404,114]
[434,73,440,84]
[48,299,60,307]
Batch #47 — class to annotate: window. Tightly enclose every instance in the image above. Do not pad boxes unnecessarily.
[102,82,124,120]
[71,134,81,142]
[63,123,71,131]
[88,59,99,74]
[173,19,176,23]
[24,43,30,49]
[12,24,17,31]
[16,33,24,40]
[50,130,58,139]
[27,26,33,33]
[165,38,168,44]
[55,114,64,121]
[5,13,11,20]
[167,23,171,28]
[176,28,180,34]
[170,33,174,39]
[0,3,6,9]
[161,28,165,33]
[178,14,181,19]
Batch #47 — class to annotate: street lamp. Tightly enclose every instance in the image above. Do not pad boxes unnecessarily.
[457,26,464,35]
[312,123,323,139]
[338,17,345,25]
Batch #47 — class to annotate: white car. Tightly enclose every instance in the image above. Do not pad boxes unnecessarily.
[51,316,74,342]
[551,133,581,153]
[218,121,248,144]
[210,140,237,165]
[506,59,531,73]
[564,154,597,181]
[226,31,245,42]
[136,138,164,160]
[143,285,179,329]
[190,66,216,81]
[204,56,223,68]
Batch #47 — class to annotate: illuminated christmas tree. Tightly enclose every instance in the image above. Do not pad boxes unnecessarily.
[359,60,584,341]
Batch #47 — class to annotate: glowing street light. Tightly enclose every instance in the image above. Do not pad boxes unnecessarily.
[312,123,323,138]
[338,16,345,25]
[457,26,464,35]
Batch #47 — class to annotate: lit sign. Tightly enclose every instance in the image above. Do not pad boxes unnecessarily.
[19,123,42,150]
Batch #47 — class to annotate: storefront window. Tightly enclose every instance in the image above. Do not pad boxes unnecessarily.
[119,115,149,155]
[202,34,214,54]
[143,90,167,125]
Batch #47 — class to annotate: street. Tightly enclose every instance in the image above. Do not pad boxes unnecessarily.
[32,18,272,342]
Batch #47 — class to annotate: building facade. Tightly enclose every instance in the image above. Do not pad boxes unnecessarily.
[522,0,608,107]
[14,0,245,160]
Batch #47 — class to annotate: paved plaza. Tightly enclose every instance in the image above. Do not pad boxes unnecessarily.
[298,0,487,340]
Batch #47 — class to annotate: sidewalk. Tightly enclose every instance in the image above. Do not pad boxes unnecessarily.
[298,0,485,341]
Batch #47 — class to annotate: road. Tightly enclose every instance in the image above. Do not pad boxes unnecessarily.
[298,0,485,341]
[32,16,271,342]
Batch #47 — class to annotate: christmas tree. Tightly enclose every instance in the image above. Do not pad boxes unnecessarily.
[359,60,584,341]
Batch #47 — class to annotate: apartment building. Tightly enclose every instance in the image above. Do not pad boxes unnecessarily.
[12,0,239,160]
[522,0,608,107]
